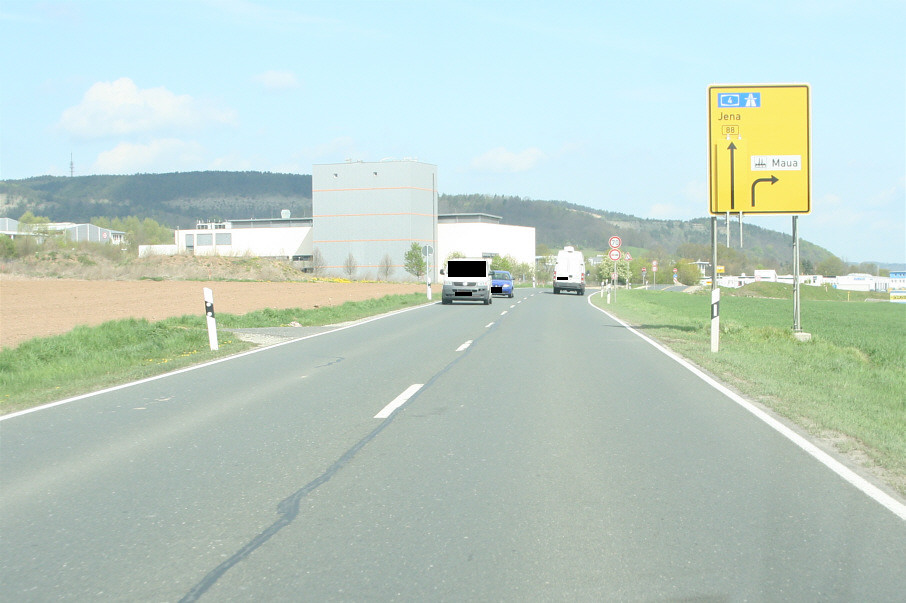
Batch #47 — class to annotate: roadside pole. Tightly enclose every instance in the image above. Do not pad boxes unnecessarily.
[791,216,811,341]
[725,212,730,247]
[710,217,719,353]
[792,216,800,331]
[607,237,622,303]
[423,245,434,301]
[203,287,218,351]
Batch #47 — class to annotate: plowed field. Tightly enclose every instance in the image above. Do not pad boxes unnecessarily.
[0,278,429,349]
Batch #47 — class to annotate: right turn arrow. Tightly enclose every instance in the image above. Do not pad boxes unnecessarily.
[751,175,779,207]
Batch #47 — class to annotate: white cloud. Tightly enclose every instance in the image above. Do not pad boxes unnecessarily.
[93,139,204,174]
[470,146,545,173]
[647,202,684,219]
[58,78,236,139]
[210,152,254,171]
[253,70,300,91]
[645,184,705,220]
[682,179,707,205]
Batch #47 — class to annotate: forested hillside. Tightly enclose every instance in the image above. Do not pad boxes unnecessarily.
[1,171,837,271]
[0,172,312,227]
[438,194,831,269]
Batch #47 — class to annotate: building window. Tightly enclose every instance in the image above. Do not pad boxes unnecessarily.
[215,233,232,245]
[185,234,194,249]
[197,233,213,246]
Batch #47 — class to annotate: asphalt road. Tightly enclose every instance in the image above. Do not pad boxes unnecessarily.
[2,289,905,601]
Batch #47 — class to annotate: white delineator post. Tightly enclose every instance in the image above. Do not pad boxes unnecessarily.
[203,287,218,351]
[710,288,720,353]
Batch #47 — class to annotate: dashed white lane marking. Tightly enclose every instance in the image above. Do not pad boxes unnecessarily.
[1,301,437,422]
[375,384,423,419]
[456,340,473,352]
[500,310,508,316]
[485,322,494,328]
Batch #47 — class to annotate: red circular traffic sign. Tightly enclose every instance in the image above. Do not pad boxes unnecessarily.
[608,236,622,249]
[608,248,621,261]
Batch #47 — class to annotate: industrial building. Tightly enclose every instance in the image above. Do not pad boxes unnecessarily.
[158,160,536,281]
[0,217,124,245]
[312,160,437,278]
[173,214,313,260]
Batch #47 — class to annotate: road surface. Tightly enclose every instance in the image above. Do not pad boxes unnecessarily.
[2,289,904,600]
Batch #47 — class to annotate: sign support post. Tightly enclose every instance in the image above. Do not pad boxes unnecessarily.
[710,217,719,352]
[792,215,801,332]
[607,237,622,303]
[725,212,730,247]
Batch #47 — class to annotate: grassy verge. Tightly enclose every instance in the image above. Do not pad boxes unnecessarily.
[0,293,429,415]
[592,283,906,496]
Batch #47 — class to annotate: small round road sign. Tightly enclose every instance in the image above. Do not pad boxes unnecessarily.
[608,248,621,261]
[608,236,622,249]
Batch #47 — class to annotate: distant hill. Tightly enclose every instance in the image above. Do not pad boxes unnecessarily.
[437,194,833,268]
[1,171,836,269]
[0,172,313,227]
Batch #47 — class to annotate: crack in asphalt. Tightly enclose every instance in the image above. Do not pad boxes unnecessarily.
[179,315,499,602]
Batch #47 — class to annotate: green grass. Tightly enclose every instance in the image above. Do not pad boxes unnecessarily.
[0,293,429,415]
[593,283,906,495]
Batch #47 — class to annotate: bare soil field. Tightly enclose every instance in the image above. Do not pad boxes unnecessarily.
[0,277,429,349]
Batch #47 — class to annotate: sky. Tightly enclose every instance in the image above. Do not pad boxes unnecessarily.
[1,0,904,264]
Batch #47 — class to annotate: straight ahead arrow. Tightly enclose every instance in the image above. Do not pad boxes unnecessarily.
[727,142,737,210]
[751,175,779,207]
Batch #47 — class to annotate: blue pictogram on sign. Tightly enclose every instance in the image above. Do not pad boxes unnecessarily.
[718,92,760,108]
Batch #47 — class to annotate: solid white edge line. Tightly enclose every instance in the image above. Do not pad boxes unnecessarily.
[375,384,423,419]
[456,340,472,352]
[586,293,906,522]
[1,301,439,422]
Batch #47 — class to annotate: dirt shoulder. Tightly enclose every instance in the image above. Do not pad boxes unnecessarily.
[0,277,429,349]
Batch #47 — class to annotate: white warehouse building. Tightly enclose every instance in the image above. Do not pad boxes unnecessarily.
[437,213,535,267]
[172,215,313,260]
[152,160,535,281]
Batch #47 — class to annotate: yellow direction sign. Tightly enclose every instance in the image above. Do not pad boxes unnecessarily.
[708,84,810,214]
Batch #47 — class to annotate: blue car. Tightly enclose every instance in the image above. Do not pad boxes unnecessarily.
[490,270,514,298]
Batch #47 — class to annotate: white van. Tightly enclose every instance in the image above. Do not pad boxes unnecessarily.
[553,246,586,295]
[441,257,492,305]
